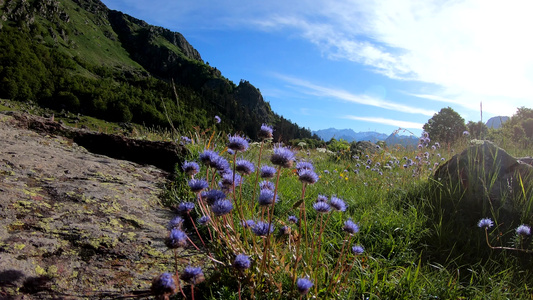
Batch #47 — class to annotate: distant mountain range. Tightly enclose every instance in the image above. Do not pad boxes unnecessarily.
[486,116,509,129]
[313,128,419,147]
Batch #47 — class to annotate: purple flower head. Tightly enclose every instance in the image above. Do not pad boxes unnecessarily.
[463,130,470,136]
[177,202,195,214]
[477,218,494,229]
[313,201,331,213]
[180,136,191,145]
[260,165,277,179]
[167,216,184,230]
[228,134,249,152]
[188,178,209,193]
[227,148,235,156]
[197,215,210,225]
[259,180,275,191]
[241,219,255,228]
[288,215,298,224]
[182,161,200,177]
[233,254,251,270]
[330,196,347,212]
[219,172,243,190]
[166,228,188,249]
[199,150,219,167]
[298,169,319,185]
[317,194,328,202]
[258,188,279,206]
[296,161,314,172]
[343,219,359,235]
[323,169,330,174]
[296,277,313,295]
[181,266,205,285]
[270,145,295,168]
[251,221,274,236]
[212,156,230,172]
[236,159,255,175]
[214,115,221,123]
[516,224,531,236]
[211,199,233,216]
[151,272,176,296]
[201,189,226,205]
[352,244,364,255]
[259,124,274,140]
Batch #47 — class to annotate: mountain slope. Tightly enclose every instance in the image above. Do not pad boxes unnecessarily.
[314,128,388,143]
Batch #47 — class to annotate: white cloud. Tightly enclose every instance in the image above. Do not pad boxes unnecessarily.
[343,115,424,129]
[275,74,436,116]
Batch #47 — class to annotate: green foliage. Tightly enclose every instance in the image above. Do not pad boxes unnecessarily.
[423,107,467,145]
[466,120,487,139]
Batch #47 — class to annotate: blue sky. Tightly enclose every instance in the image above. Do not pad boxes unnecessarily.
[101,0,533,136]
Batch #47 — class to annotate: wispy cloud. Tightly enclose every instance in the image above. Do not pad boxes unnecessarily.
[274,74,436,116]
[343,115,424,130]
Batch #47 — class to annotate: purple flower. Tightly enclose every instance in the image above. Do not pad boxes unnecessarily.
[182,161,200,176]
[316,194,328,202]
[241,219,255,228]
[259,124,274,140]
[199,150,219,167]
[236,159,255,175]
[330,196,346,212]
[212,156,230,172]
[211,199,233,216]
[179,136,191,145]
[296,161,314,171]
[228,134,249,152]
[201,189,226,205]
[298,169,319,185]
[215,115,221,123]
[288,215,298,224]
[352,245,364,255]
[463,130,470,136]
[167,216,184,230]
[197,215,210,225]
[177,202,195,214]
[313,201,330,213]
[151,272,176,296]
[219,172,242,190]
[251,221,274,236]
[166,228,188,249]
[270,145,295,168]
[233,254,251,270]
[181,266,205,285]
[477,218,494,229]
[188,178,209,193]
[259,180,275,191]
[343,219,359,234]
[258,188,278,206]
[296,277,313,295]
[516,224,531,236]
[260,165,277,178]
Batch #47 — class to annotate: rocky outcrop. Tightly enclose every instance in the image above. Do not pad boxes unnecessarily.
[0,112,201,298]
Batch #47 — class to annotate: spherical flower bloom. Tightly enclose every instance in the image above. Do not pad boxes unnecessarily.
[258,188,278,206]
[182,161,200,176]
[313,201,331,213]
[180,136,191,145]
[199,150,219,166]
[228,134,249,152]
[212,156,230,172]
[180,266,205,285]
[260,165,277,178]
[188,178,209,193]
[233,254,251,270]
[227,148,235,156]
[259,180,275,191]
[197,215,210,225]
[516,224,531,236]
[219,172,243,190]
[166,228,188,249]
[296,161,314,172]
[214,115,221,123]
[477,218,494,229]
[167,216,184,230]
[463,130,470,136]
[343,219,359,235]
[316,194,328,202]
[211,199,233,216]
[241,219,255,228]
[151,272,176,297]
[323,169,330,174]
[298,169,319,185]
[330,196,347,212]
[296,277,313,295]
[270,145,295,168]
[288,215,298,224]
[235,159,255,175]
[251,221,274,236]
[434,142,440,148]
[177,202,195,214]
[201,189,226,205]
[352,244,364,255]
[258,124,274,140]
